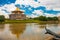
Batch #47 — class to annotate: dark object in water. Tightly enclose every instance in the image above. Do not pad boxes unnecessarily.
[45,27,60,40]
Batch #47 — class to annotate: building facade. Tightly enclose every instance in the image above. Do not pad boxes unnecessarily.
[9,8,26,20]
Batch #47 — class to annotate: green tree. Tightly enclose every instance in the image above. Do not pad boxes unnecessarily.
[39,16,47,21]
[33,15,58,21]
[0,15,5,23]
[47,17,58,21]
[52,17,58,21]
[47,17,53,21]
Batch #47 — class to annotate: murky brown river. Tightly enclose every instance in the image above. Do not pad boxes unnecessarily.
[0,23,60,40]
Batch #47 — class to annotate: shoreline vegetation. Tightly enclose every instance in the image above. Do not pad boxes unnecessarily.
[0,15,59,24]
[0,19,59,24]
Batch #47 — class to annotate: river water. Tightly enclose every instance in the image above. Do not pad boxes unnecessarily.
[0,23,60,40]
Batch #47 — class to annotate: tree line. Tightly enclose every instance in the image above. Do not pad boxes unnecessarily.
[0,15,59,23]
[33,16,58,21]
[0,15,5,23]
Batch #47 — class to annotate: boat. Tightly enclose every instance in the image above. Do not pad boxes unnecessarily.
[45,27,60,40]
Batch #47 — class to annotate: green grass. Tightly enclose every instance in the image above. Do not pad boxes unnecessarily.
[0,19,58,24]
[5,19,40,23]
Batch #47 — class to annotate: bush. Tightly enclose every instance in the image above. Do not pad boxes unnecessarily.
[0,15,5,23]
[39,16,47,21]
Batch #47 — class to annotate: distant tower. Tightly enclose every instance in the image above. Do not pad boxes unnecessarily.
[9,7,26,20]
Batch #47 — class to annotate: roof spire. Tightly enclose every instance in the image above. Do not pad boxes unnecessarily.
[16,7,20,11]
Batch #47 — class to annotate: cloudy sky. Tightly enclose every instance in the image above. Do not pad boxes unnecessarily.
[0,0,60,18]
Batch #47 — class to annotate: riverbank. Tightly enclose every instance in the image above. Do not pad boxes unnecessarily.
[0,20,58,24]
[5,20,39,23]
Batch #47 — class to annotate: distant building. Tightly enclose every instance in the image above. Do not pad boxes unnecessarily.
[9,8,26,20]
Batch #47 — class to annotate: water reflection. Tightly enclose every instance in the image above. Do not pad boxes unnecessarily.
[0,23,60,40]
[20,23,44,40]
[0,24,4,31]
[10,23,26,38]
[39,24,46,28]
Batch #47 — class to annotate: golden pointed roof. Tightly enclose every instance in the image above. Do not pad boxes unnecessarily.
[15,7,20,11]
[12,7,24,13]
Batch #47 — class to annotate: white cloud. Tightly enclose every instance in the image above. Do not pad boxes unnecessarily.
[56,13,60,17]
[33,10,43,15]
[3,3,16,12]
[29,10,44,18]
[15,0,40,8]
[53,8,60,11]
[0,10,9,18]
[30,10,58,18]
[44,13,56,17]
[29,14,38,18]
[38,0,60,10]
[0,3,16,18]
[15,0,60,10]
